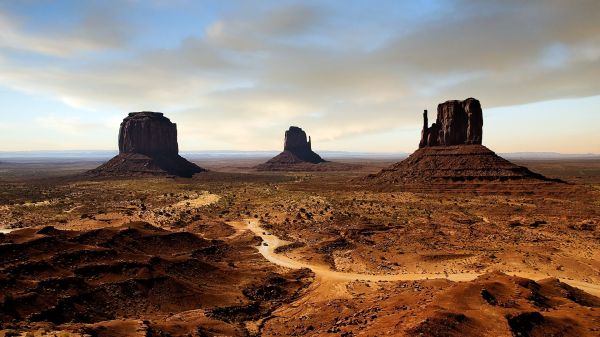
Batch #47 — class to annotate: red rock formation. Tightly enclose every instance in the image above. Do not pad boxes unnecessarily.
[365,98,558,189]
[367,145,552,184]
[464,98,483,145]
[256,126,325,171]
[90,111,204,177]
[282,126,324,163]
[118,112,178,155]
[420,98,483,148]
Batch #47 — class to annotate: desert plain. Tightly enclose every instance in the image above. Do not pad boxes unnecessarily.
[0,156,599,337]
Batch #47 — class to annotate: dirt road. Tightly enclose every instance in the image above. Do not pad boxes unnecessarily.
[239,219,600,296]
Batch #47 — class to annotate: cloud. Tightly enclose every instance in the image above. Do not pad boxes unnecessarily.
[0,0,599,151]
[0,5,130,57]
[255,4,325,36]
[34,115,114,134]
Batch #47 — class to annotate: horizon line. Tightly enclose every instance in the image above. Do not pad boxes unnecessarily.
[0,149,599,156]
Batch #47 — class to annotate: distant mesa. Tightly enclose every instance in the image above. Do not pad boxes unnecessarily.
[255,126,324,171]
[118,111,179,156]
[89,111,205,177]
[256,126,355,171]
[282,126,325,164]
[365,98,559,188]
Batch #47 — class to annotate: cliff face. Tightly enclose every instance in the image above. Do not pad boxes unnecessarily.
[281,126,324,164]
[90,111,204,177]
[284,126,312,153]
[420,98,483,148]
[118,112,178,155]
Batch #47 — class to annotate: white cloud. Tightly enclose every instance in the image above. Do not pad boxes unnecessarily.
[33,115,113,134]
[0,7,129,57]
[0,0,599,152]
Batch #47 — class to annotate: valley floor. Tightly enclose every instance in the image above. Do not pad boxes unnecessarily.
[0,158,599,336]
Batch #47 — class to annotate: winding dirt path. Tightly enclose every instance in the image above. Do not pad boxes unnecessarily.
[240,219,600,296]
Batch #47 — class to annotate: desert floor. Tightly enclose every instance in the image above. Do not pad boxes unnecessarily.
[0,157,599,336]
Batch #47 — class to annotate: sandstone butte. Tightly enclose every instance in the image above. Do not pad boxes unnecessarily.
[365,98,559,187]
[89,111,205,178]
[255,126,329,171]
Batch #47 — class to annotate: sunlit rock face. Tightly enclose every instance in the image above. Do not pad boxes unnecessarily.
[419,98,483,148]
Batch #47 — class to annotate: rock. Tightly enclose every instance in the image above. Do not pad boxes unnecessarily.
[506,312,545,337]
[419,98,483,148]
[365,144,556,186]
[118,112,178,156]
[282,126,324,163]
[365,98,559,188]
[89,111,205,177]
[464,98,483,145]
[256,126,340,171]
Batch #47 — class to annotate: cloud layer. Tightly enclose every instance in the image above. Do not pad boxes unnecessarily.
[0,0,599,152]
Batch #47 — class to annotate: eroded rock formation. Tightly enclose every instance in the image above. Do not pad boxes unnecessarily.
[119,112,179,155]
[283,126,324,163]
[365,145,553,185]
[419,98,483,148]
[255,126,335,171]
[89,111,204,177]
[365,98,557,187]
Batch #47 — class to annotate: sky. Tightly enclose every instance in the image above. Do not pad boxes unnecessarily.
[0,0,599,154]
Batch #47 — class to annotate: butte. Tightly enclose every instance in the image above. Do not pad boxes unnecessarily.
[89,111,205,177]
[255,126,324,171]
[255,126,355,171]
[365,98,561,191]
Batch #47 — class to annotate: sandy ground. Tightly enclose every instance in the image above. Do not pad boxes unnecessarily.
[239,218,600,296]
[1,158,599,336]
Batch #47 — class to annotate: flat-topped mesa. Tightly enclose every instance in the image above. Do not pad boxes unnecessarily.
[89,111,204,177]
[119,111,178,156]
[282,126,324,163]
[419,98,483,148]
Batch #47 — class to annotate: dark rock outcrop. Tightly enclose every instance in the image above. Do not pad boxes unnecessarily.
[365,98,559,189]
[89,111,204,177]
[420,98,483,148]
[118,112,179,156]
[256,126,332,171]
[282,126,324,163]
